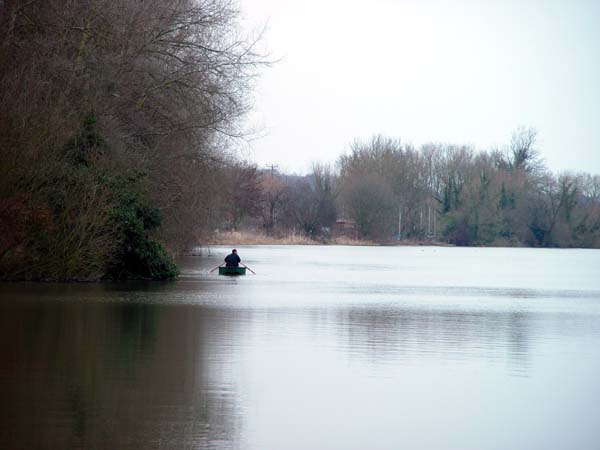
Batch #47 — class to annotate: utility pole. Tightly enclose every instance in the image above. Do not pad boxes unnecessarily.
[398,206,402,240]
[428,205,431,236]
[267,164,279,233]
[269,164,278,178]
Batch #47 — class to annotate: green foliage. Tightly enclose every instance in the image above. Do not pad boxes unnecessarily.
[528,222,547,247]
[0,117,178,281]
[444,215,477,246]
[442,178,463,213]
[108,237,179,280]
[498,183,515,210]
[106,190,179,280]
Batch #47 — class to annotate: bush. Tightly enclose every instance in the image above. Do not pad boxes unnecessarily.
[106,190,179,280]
[0,117,179,281]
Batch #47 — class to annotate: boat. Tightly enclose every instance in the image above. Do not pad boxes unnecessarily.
[218,266,246,276]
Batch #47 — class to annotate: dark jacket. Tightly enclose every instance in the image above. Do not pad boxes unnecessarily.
[224,253,241,267]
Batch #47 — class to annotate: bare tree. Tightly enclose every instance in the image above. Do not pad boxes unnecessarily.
[0,0,268,278]
[260,170,287,234]
[508,126,543,173]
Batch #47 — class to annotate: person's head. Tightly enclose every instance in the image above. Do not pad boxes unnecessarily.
[232,249,237,254]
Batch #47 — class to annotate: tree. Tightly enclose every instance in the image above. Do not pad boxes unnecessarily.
[508,126,543,173]
[0,0,267,279]
[282,179,321,237]
[223,162,263,230]
[345,175,395,239]
[260,170,287,234]
[312,163,338,230]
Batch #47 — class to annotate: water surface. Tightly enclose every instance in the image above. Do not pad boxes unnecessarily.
[1,246,600,450]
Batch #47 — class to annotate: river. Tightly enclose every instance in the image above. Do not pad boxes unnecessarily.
[1,245,599,450]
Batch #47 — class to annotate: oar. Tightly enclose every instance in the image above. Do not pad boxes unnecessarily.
[209,263,224,273]
[241,263,256,274]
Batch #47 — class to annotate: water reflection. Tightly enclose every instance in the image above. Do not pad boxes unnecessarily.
[333,307,531,374]
[0,301,240,450]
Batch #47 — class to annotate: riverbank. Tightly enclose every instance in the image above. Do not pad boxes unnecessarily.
[207,230,453,247]
[208,230,369,246]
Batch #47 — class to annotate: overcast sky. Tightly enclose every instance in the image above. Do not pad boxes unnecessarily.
[240,0,600,175]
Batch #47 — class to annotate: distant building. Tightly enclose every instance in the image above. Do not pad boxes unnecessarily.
[333,219,358,239]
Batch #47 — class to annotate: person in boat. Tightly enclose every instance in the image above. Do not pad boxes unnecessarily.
[224,249,241,268]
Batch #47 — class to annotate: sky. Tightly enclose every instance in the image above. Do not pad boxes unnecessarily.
[239,0,600,175]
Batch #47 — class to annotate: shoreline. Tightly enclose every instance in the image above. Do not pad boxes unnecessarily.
[206,230,453,247]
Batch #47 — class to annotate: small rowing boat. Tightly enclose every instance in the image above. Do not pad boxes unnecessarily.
[218,266,246,276]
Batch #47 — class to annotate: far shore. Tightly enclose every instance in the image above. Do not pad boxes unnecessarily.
[205,230,454,247]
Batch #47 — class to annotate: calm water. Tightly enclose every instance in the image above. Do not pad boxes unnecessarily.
[1,246,600,450]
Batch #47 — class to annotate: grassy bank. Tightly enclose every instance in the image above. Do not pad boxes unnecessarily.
[208,230,455,247]
[209,230,372,246]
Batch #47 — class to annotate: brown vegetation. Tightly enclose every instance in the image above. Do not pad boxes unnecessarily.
[221,130,600,249]
[209,230,372,246]
[0,0,266,280]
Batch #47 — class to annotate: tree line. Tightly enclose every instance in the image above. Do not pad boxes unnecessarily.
[221,129,600,249]
[336,130,600,247]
